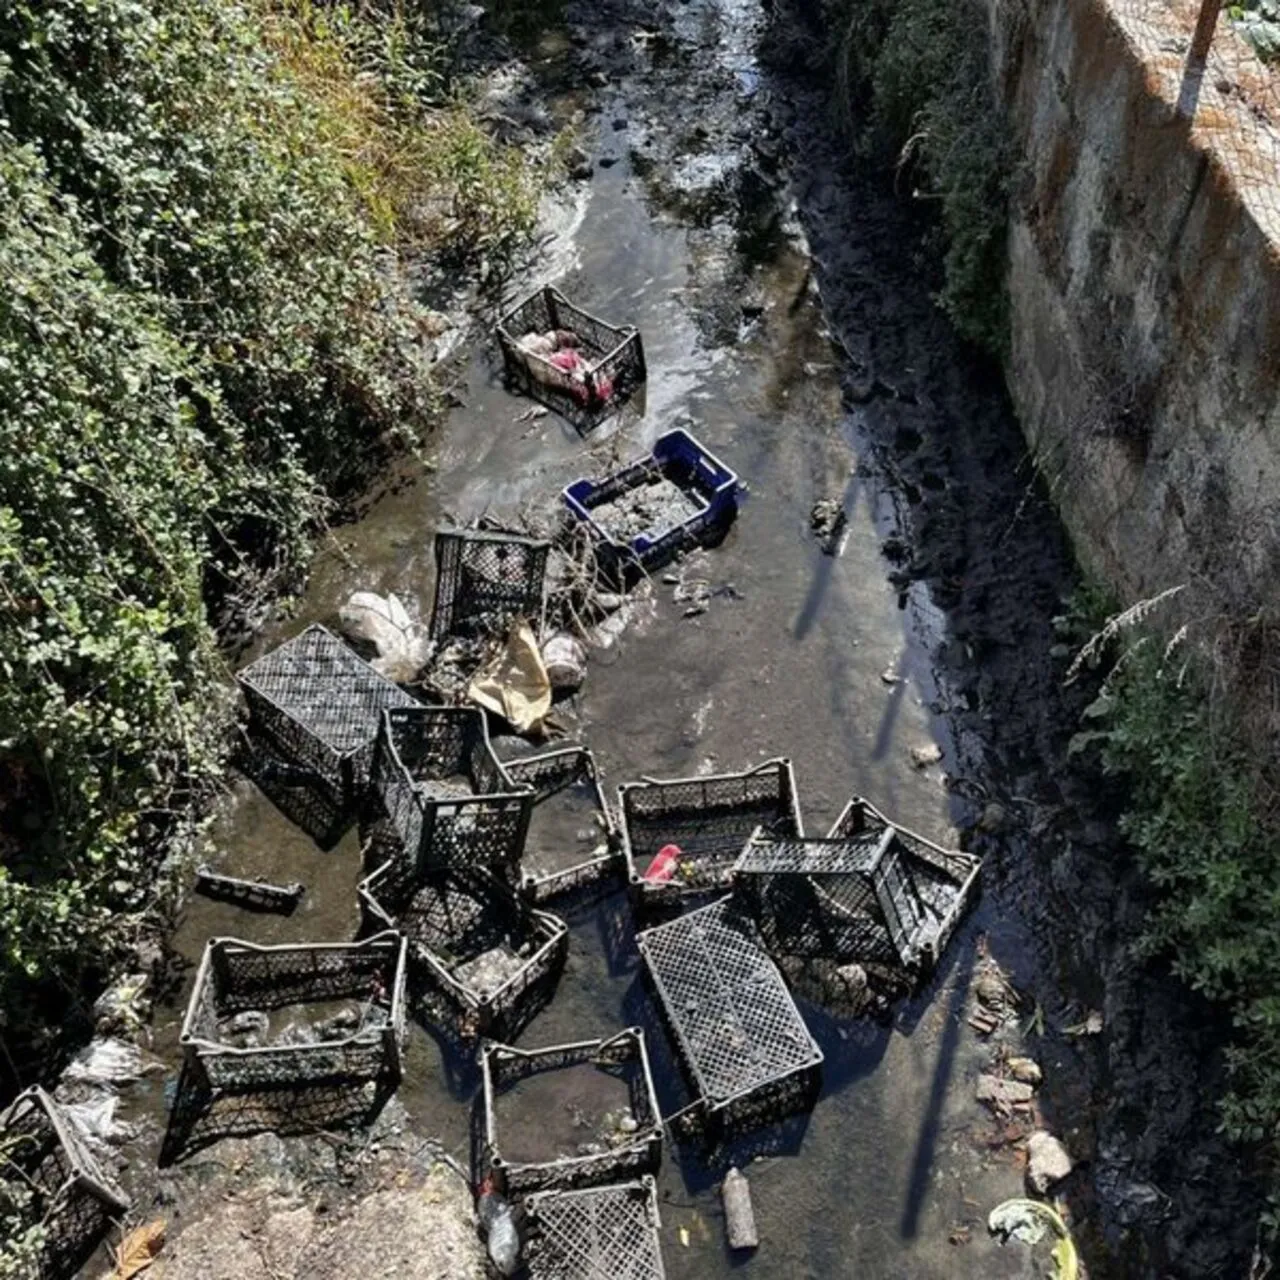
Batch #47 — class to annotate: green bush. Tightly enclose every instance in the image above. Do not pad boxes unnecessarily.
[827,0,1010,354]
[1077,629,1280,1147]
[0,0,539,1032]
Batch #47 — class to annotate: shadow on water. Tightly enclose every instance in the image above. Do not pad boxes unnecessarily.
[792,469,866,642]
[898,929,979,1240]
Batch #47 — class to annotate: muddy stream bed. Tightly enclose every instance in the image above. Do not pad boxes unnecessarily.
[71,0,1238,1275]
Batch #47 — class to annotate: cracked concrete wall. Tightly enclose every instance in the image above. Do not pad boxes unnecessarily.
[991,0,1280,612]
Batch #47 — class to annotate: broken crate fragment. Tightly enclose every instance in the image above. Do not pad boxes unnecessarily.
[193,864,305,914]
[497,284,646,429]
[563,428,741,576]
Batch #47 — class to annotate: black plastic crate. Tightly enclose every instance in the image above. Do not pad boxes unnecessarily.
[524,1177,666,1280]
[179,933,409,1093]
[636,896,822,1135]
[430,528,550,643]
[501,746,621,903]
[358,839,568,1042]
[0,1086,130,1280]
[237,624,419,812]
[619,758,802,910]
[497,285,646,430]
[480,1029,663,1195]
[563,429,739,575]
[371,705,535,876]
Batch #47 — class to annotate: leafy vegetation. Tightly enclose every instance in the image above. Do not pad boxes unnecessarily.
[1068,597,1280,1154]
[1230,0,1280,63]
[0,0,541,1080]
[826,0,1010,354]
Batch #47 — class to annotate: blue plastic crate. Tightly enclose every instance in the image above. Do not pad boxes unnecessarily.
[562,429,739,571]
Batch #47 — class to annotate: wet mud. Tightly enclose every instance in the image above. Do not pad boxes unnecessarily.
[68,0,1262,1276]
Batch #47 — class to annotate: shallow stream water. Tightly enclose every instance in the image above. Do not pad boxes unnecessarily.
[101,0,1067,1274]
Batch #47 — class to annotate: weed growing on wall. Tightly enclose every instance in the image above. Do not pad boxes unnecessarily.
[826,0,1010,354]
[0,0,541,1061]
[1071,603,1280,1155]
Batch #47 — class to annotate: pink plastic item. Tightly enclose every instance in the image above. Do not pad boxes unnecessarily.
[643,844,682,883]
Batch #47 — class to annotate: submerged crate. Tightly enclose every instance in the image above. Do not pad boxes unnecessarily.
[0,1086,130,1279]
[179,932,408,1092]
[497,285,646,428]
[525,1177,666,1280]
[636,897,823,1134]
[372,705,535,876]
[358,846,568,1040]
[563,429,739,574]
[620,758,802,910]
[430,528,550,643]
[237,624,419,811]
[818,797,982,970]
[481,1029,662,1195]
[503,746,620,902]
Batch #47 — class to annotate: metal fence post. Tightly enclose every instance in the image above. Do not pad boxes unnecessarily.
[1177,0,1224,119]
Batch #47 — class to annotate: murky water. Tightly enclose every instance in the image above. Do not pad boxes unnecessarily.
[105,1,1053,1275]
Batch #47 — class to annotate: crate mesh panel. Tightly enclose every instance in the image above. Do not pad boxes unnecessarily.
[637,898,821,1111]
[622,761,800,897]
[527,1180,665,1280]
[1,1087,129,1279]
[238,625,417,795]
[431,529,549,642]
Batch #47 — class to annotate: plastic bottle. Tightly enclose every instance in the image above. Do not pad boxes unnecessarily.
[477,1182,521,1276]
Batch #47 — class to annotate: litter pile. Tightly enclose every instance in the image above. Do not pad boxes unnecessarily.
[2,284,984,1278]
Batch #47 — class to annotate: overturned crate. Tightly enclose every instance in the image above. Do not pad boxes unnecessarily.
[237,624,419,814]
[358,842,568,1041]
[620,758,802,911]
[809,797,982,971]
[481,1029,662,1196]
[430,528,550,644]
[0,1086,130,1279]
[179,932,408,1092]
[503,746,620,903]
[497,285,646,429]
[524,1177,666,1280]
[372,705,535,876]
[563,429,739,576]
[636,897,823,1136]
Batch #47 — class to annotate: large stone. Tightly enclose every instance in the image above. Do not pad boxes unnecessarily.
[975,1074,1035,1109]
[1026,1130,1074,1193]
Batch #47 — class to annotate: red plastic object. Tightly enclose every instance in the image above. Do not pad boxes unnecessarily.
[644,844,682,883]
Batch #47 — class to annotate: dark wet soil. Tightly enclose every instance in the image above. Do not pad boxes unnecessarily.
[68,0,1264,1276]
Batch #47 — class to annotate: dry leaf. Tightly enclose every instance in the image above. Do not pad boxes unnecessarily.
[114,1220,166,1279]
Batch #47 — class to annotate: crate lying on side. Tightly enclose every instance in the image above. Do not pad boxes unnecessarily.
[563,429,740,576]
[358,843,568,1041]
[502,746,621,903]
[0,1086,130,1279]
[481,1029,662,1196]
[179,932,408,1093]
[620,758,802,910]
[430,528,550,643]
[497,285,646,429]
[524,1177,666,1280]
[636,896,823,1136]
[237,624,419,813]
[372,705,535,877]
[823,797,982,970]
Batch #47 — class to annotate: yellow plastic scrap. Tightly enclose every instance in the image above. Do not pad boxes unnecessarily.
[987,1198,1079,1280]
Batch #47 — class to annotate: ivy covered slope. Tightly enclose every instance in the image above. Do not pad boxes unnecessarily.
[0,0,538,1047]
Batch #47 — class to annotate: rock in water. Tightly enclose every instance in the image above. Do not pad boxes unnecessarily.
[722,1167,758,1251]
[1026,1130,1073,1193]
[477,1189,521,1276]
